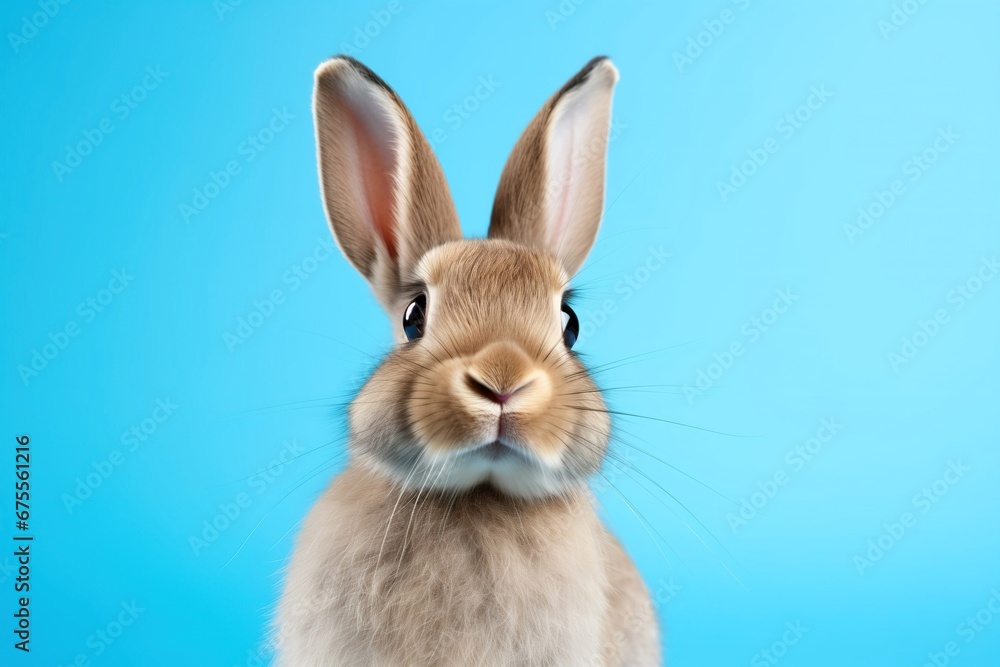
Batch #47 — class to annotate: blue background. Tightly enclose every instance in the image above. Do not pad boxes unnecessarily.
[2,1,999,665]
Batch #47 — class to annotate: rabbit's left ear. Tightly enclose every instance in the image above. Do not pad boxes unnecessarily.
[313,56,462,310]
[488,57,618,277]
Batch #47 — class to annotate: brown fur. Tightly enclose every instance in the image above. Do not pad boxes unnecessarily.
[490,56,617,275]
[276,56,660,665]
[313,56,463,310]
[277,474,658,665]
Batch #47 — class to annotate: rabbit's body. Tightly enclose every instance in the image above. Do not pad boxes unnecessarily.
[276,55,661,665]
[278,466,657,666]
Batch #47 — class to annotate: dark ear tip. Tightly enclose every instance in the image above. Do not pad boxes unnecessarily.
[315,55,394,94]
[561,56,617,95]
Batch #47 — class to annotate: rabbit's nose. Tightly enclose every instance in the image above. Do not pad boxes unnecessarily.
[461,340,550,411]
[464,373,533,405]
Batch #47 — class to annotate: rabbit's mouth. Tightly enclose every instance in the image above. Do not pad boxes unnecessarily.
[479,441,513,461]
[427,437,572,497]
[474,440,531,462]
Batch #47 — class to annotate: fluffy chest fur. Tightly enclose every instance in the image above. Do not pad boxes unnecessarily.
[277,466,610,666]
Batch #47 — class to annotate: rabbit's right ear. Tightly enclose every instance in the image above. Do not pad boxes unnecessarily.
[313,57,462,308]
[488,57,618,278]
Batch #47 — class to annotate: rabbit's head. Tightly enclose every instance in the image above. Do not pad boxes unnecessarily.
[314,56,618,498]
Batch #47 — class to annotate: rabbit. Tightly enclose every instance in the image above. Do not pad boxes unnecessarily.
[275,54,660,666]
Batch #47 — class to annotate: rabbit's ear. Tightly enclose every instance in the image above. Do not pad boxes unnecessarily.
[313,56,461,306]
[488,57,618,277]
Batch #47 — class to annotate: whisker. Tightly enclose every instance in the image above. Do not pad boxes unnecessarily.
[593,469,689,578]
[603,453,746,590]
[217,454,346,570]
[565,341,697,379]
[564,403,752,438]
[284,326,383,361]
[395,460,442,576]
[606,431,740,507]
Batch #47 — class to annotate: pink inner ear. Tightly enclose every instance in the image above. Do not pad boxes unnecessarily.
[344,104,397,261]
[549,124,576,252]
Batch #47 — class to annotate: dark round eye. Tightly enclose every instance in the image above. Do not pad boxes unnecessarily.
[403,294,427,341]
[560,302,579,349]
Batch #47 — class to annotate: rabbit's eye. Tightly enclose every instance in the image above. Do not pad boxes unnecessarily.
[403,294,427,341]
[561,302,579,349]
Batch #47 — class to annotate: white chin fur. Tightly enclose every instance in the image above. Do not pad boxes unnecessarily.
[373,448,577,499]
